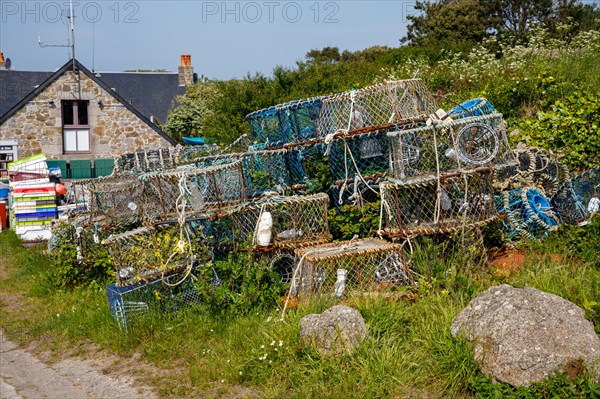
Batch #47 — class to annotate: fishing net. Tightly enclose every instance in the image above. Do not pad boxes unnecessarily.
[104,222,210,287]
[138,160,246,221]
[70,173,146,228]
[116,147,176,173]
[327,129,391,187]
[194,148,292,196]
[550,182,588,225]
[246,95,330,148]
[493,145,569,196]
[495,187,559,241]
[380,170,497,237]
[388,114,516,183]
[230,193,331,252]
[317,79,436,137]
[447,98,497,119]
[292,238,412,298]
[569,166,599,213]
[106,266,203,332]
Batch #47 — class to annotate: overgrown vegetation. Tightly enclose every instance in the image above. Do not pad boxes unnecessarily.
[1,216,599,398]
[2,2,600,397]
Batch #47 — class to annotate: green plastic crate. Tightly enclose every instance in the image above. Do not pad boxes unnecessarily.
[69,159,92,179]
[46,160,68,179]
[94,158,115,178]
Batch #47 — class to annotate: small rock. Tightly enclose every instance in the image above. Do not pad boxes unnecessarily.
[299,305,368,356]
[451,284,600,387]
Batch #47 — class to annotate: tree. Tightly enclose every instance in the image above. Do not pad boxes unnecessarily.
[305,47,342,65]
[163,83,215,143]
[403,0,490,49]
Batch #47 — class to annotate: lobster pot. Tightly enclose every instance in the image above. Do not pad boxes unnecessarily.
[173,144,219,166]
[106,267,202,331]
[104,223,209,287]
[551,182,587,225]
[496,187,559,241]
[448,98,496,119]
[246,95,329,148]
[317,79,436,137]
[117,147,176,174]
[380,170,497,237]
[293,238,411,298]
[285,143,328,191]
[231,193,331,252]
[328,129,392,187]
[571,166,599,213]
[71,174,145,228]
[388,114,516,182]
[195,149,292,196]
[330,179,382,208]
[492,146,571,196]
[139,161,246,221]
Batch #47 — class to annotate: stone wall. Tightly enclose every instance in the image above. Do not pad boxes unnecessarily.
[0,70,173,161]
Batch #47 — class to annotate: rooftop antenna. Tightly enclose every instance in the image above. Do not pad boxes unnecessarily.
[39,0,75,69]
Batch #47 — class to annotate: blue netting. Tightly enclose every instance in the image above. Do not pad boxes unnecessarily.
[551,182,588,225]
[195,149,292,197]
[246,95,329,148]
[496,187,559,241]
[106,266,204,332]
[328,129,390,187]
[448,98,497,119]
[571,166,600,213]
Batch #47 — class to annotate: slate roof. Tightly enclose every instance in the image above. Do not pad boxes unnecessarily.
[0,59,177,145]
[0,61,187,126]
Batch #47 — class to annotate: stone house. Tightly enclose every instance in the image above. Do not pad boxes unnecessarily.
[0,54,196,169]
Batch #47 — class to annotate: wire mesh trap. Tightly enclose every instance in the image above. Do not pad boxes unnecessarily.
[104,222,210,287]
[194,148,292,196]
[139,160,246,221]
[106,266,203,332]
[328,129,391,187]
[70,173,146,228]
[292,238,411,298]
[447,98,497,119]
[246,95,330,148]
[493,145,570,196]
[230,193,331,252]
[551,182,588,225]
[388,114,516,183]
[380,170,497,237]
[571,166,600,215]
[116,147,177,174]
[495,187,559,241]
[317,79,436,137]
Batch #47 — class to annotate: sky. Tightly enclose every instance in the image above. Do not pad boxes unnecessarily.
[0,0,417,79]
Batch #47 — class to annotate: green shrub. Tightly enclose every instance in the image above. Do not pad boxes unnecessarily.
[512,92,600,170]
[194,254,286,316]
[50,230,114,289]
[327,201,380,241]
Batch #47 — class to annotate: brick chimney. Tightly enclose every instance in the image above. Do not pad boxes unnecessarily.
[178,54,193,86]
[0,52,5,70]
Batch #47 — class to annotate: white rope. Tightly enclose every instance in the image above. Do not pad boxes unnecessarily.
[161,173,195,287]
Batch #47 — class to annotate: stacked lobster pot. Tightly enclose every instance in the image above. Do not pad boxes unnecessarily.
[245,95,334,191]
[381,99,517,237]
[318,79,437,206]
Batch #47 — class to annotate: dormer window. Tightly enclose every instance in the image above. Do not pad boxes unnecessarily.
[62,100,90,153]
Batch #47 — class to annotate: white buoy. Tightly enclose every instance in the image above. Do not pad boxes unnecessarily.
[588,197,600,213]
[334,268,347,298]
[256,211,273,247]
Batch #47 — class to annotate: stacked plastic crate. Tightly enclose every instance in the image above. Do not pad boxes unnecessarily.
[8,154,57,241]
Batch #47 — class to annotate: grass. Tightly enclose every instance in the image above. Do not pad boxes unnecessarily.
[1,220,599,398]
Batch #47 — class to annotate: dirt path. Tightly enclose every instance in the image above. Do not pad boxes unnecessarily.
[0,330,157,399]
